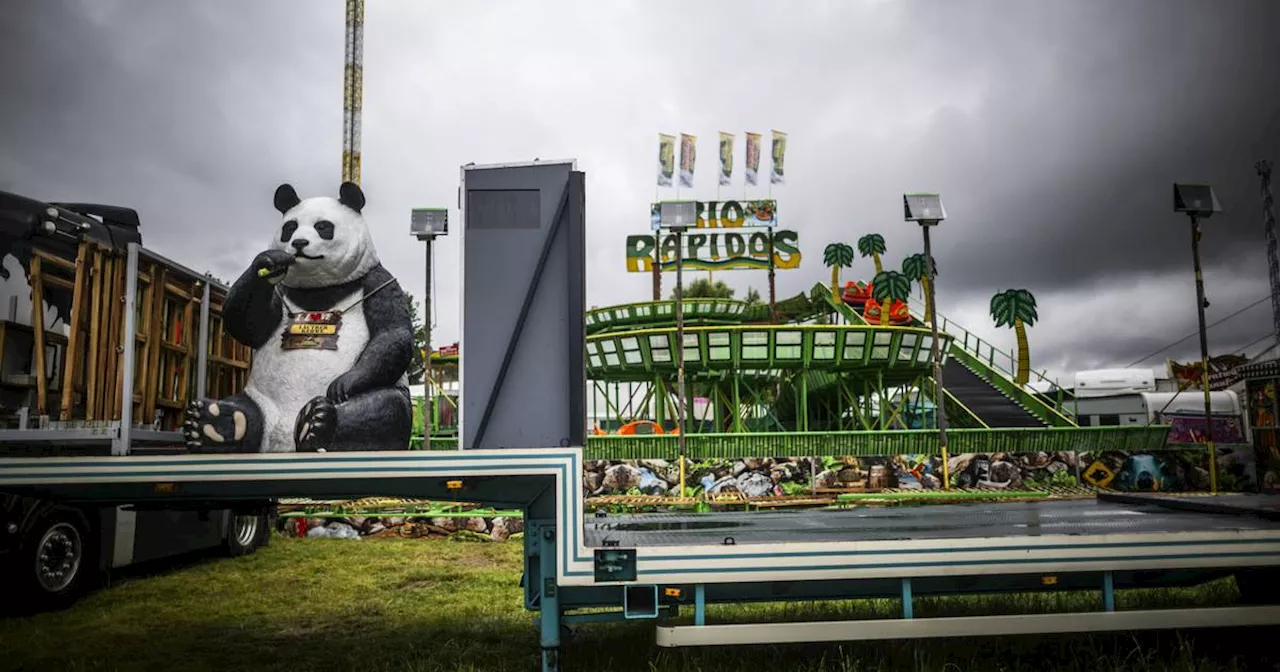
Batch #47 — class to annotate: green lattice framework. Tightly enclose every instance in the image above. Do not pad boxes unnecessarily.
[425,286,1087,440]
[417,425,1175,459]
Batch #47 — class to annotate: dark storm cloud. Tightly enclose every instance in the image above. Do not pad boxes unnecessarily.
[2,0,1278,379]
[0,0,340,278]
[910,0,1280,294]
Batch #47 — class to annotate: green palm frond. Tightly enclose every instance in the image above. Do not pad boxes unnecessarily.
[822,243,841,267]
[857,233,886,258]
[837,243,855,266]
[990,288,1038,328]
[823,243,856,268]
[871,270,911,303]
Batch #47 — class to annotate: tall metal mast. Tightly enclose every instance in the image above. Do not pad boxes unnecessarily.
[342,0,364,185]
[1259,160,1279,353]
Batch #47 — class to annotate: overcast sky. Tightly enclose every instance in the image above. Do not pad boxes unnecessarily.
[3,0,1279,386]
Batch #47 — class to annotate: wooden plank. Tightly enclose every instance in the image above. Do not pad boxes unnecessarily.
[59,243,89,420]
[85,249,105,420]
[163,281,194,302]
[141,264,166,421]
[30,248,76,272]
[30,256,48,416]
[177,287,196,408]
[43,275,76,292]
[104,255,124,421]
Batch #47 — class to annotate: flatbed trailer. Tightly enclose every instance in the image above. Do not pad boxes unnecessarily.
[4,448,1280,670]
[5,162,1280,671]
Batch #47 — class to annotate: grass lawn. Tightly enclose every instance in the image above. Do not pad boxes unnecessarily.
[1,534,1274,672]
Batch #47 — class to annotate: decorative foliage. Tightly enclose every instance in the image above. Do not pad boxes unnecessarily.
[822,243,856,300]
[901,253,939,324]
[990,289,1039,385]
[857,234,887,275]
[673,277,735,300]
[871,270,912,326]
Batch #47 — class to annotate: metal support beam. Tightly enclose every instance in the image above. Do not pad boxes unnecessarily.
[902,578,914,619]
[196,280,211,398]
[656,606,1280,648]
[539,525,560,672]
[695,584,706,626]
[113,243,140,456]
[1102,571,1115,612]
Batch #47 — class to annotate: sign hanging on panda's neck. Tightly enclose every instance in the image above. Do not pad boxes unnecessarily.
[281,311,343,350]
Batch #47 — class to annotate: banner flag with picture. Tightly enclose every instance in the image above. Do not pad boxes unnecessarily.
[657,133,675,187]
[718,132,734,187]
[770,130,787,185]
[679,133,697,189]
[744,132,761,186]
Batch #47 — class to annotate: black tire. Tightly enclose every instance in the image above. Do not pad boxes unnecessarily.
[13,507,98,612]
[224,510,268,557]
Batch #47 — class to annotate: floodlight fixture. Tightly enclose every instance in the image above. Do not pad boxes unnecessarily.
[904,192,946,225]
[1173,183,1222,219]
[411,207,449,239]
[410,207,449,434]
[657,200,697,231]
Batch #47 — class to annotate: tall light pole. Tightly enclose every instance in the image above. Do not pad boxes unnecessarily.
[1174,183,1223,494]
[411,207,448,448]
[904,193,951,489]
[657,201,696,495]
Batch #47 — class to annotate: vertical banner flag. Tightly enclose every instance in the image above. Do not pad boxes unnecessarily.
[657,133,675,187]
[744,132,761,186]
[770,130,787,185]
[679,133,697,189]
[718,132,734,187]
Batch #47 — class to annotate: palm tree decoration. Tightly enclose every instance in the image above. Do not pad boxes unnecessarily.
[857,233,887,275]
[822,242,856,300]
[871,270,911,326]
[990,289,1039,385]
[901,253,939,324]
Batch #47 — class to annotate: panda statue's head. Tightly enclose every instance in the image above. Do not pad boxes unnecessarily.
[270,182,379,289]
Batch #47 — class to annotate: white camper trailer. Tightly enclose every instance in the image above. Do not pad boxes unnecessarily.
[1072,388,1244,435]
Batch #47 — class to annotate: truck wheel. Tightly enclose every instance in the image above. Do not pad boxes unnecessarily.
[225,511,267,557]
[16,508,97,611]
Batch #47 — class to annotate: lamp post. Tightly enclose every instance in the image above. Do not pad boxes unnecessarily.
[1174,183,1223,494]
[657,201,696,496]
[411,207,448,448]
[904,193,951,489]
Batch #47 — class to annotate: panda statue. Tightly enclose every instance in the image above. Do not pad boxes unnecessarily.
[184,182,414,453]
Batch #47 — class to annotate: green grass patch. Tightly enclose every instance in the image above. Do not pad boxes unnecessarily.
[0,536,1267,671]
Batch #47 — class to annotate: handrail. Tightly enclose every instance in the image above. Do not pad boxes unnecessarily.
[904,292,1071,410]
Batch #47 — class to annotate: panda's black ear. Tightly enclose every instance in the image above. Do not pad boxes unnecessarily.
[339,182,365,214]
[274,184,301,215]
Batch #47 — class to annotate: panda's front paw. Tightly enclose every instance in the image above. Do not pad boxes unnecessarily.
[295,396,338,452]
[252,249,295,283]
[184,399,249,453]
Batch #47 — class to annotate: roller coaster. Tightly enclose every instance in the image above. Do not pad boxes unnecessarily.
[419,280,1165,468]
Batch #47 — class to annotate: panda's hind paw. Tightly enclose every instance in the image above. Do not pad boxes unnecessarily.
[184,399,249,453]
[295,396,338,452]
